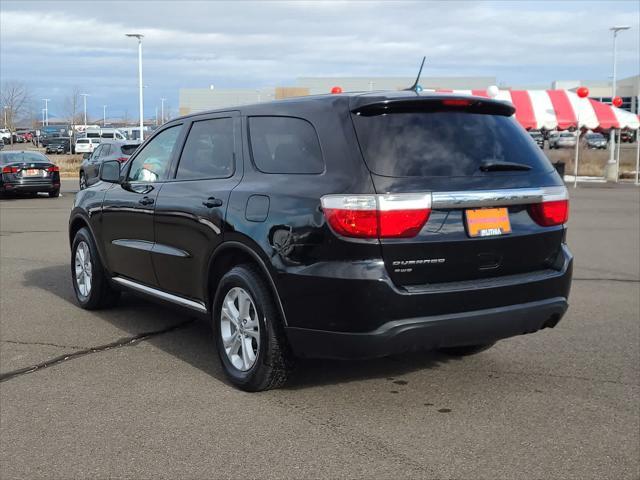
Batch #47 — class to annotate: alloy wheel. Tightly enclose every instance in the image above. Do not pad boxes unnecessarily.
[220,287,260,371]
[74,241,93,297]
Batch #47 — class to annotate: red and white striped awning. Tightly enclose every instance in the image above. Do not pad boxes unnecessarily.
[433,89,640,131]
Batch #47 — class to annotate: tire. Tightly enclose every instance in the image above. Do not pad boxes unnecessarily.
[438,343,495,357]
[48,189,60,198]
[213,264,292,391]
[79,172,86,190]
[71,227,120,310]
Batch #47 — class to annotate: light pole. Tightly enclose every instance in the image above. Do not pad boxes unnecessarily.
[103,105,107,126]
[126,33,145,141]
[42,99,50,126]
[161,97,166,124]
[80,93,89,128]
[605,25,631,181]
[3,106,8,129]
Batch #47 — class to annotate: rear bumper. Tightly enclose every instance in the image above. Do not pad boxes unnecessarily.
[287,297,567,359]
[280,245,573,359]
[1,180,58,193]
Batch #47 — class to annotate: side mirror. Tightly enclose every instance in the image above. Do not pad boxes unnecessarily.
[100,160,121,184]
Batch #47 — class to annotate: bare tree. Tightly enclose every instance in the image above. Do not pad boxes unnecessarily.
[1,81,31,135]
[64,86,83,127]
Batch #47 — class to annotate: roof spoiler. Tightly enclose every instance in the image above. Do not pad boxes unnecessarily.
[351,95,515,117]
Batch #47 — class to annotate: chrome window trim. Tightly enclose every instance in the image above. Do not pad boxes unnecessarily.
[431,186,567,209]
[112,276,207,313]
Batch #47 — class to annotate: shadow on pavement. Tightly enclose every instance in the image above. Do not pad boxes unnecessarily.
[23,263,450,389]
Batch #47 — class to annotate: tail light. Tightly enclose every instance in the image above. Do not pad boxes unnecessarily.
[529,187,569,226]
[441,99,472,107]
[321,193,431,239]
[116,157,128,163]
[2,166,19,174]
[47,165,60,172]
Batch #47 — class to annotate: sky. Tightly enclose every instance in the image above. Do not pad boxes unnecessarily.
[1,0,639,122]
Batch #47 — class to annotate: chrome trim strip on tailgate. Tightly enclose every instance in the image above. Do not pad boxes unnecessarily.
[112,277,207,313]
[431,186,567,209]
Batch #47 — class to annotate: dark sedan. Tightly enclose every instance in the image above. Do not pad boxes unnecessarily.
[79,140,139,189]
[45,138,70,154]
[0,151,60,197]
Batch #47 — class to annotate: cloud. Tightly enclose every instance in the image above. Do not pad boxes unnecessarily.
[1,0,638,117]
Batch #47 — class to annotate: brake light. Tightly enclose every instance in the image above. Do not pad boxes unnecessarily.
[47,165,60,172]
[116,157,128,163]
[321,194,431,239]
[2,166,19,174]
[442,99,472,107]
[529,199,569,226]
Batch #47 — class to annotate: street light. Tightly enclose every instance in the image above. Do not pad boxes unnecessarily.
[80,93,89,129]
[605,25,631,181]
[103,105,107,126]
[42,99,50,126]
[3,106,8,129]
[161,97,166,124]
[126,33,145,141]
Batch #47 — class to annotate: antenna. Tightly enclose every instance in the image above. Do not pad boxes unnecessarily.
[405,56,426,92]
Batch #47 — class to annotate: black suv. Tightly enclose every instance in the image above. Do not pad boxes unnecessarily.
[69,92,573,391]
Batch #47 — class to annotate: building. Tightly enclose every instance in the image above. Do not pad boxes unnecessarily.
[178,74,639,115]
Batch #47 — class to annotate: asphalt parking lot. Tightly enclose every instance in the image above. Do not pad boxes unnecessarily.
[1,180,638,479]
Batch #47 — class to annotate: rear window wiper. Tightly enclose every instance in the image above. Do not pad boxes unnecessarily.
[479,161,532,172]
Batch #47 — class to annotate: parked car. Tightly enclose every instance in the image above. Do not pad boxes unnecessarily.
[529,130,544,148]
[620,130,635,143]
[584,132,607,149]
[45,137,71,154]
[79,140,139,189]
[548,131,577,149]
[0,138,4,150]
[68,92,572,391]
[16,129,33,142]
[75,137,100,154]
[0,150,60,197]
[0,128,11,142]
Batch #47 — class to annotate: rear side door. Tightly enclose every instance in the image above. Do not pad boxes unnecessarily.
[152,113,242,300]
[100,124,184,286]
[349,98,567,287]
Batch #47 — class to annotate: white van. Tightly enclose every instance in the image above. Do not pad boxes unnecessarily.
[85,128,126,141]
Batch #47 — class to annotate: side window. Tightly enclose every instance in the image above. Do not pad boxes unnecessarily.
[127,125,181,183]
[248,116,324,174]
[176,118,234,180]
[91,145,103,160]
[101,144,112,157]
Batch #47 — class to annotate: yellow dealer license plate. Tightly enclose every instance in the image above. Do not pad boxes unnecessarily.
[465,208,512,237]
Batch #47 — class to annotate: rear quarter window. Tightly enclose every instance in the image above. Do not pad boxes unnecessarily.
[248,116,324,174]
[352,111,553,177]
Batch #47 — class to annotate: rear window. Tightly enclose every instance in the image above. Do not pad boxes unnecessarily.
[1,152,47,163]
[352,112,552,177]
[120,145,138,155]
[248,116,324,174]
[77,139,89,144]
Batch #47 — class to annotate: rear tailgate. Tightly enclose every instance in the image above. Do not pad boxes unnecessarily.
[350,95,567,287]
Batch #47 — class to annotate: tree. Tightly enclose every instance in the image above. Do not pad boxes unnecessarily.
[64,87,83,127]
[1,81,31,134]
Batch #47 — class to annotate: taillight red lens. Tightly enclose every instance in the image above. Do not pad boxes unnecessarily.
[2,166,19,174]
[47,165,60,172]
[529,199,569,226]
[116,157,128,163]
[321,194,431,239]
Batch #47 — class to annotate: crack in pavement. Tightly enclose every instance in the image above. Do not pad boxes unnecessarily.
[2,339,87,350]
[0,319,195,383]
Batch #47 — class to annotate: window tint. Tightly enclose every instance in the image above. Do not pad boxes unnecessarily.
[92,145,104,159]
[77,139,89,144]
[127,125,181,182]
[352,112,553,177]
[121,144,138,156]
[248,117,323,174]
[176,118,234,180]
[101,144,112,157]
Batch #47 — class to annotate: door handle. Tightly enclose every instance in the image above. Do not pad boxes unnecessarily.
[139,196,154,206]
[203,197,223,208]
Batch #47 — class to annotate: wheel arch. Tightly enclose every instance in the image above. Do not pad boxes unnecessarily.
[206,240,288,326]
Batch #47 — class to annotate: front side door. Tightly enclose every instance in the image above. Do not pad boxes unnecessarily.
[153,114,242,300]
[101,124,183,286]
